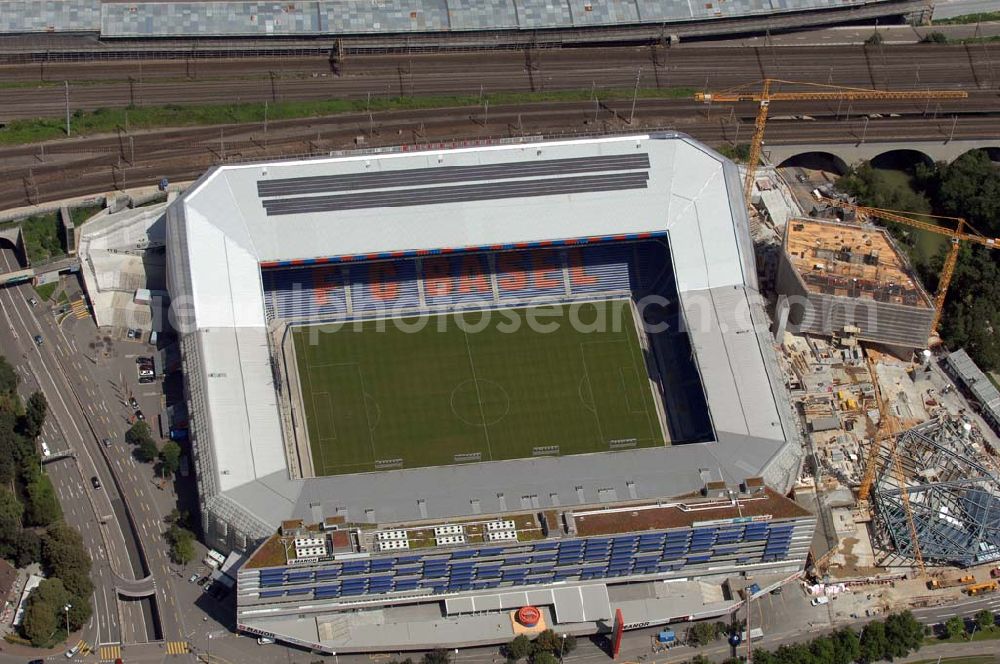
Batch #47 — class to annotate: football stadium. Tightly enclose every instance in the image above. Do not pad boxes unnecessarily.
[165,133,810,652]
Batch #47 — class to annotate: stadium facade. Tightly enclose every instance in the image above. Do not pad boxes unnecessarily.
[165,132,809,651]
[1,0,928,42]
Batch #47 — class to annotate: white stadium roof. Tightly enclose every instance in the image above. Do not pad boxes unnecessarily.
[166,133,802,548]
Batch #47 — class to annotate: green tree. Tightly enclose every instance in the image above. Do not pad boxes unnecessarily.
[158,440,181,476]
[136,438,158,463]
[859,620,889,663]
[0,486,22,532]
[884,611,924,656]
[810,634,836,664]
[14,529,42,567]
[0,356,18,394]
[21,577,70,646]
[944,615,966,640]
[934,150,1000,235]
[686,621,721,646]
[66,597,92,631]
[59,565,94,601]
[504,635,532,660]
[24,475,62,526]
[831,627,861,664]
[836,162,931,216]
[421,650,451,664]
[976,608,995,631]
[165,523,196,564]
[531,653,559,664]
[21,391,47,439]
[533,630,574,655]
[921,31,948,43]
[42,522,93,583]
[125,420,153,446]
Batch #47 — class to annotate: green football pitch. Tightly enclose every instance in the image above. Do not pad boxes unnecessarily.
[292,300,665,477]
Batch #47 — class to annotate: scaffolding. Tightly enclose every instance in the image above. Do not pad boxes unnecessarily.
[870,417,1000,568]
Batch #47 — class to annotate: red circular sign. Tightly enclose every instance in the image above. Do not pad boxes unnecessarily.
[517,606,541,627]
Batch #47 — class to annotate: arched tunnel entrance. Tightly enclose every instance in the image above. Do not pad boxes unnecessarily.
[869,149,934,172]
[775,151,849,175]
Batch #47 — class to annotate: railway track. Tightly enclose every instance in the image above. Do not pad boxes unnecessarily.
[2,43,999,121]
[2,97,998,210]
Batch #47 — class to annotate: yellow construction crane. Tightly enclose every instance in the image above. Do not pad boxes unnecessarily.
[694,80,968,210]
[860,354,925,574]
[819,198,1000,334]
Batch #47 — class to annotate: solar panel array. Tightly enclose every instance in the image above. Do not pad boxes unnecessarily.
[240,519,806,603]
[262,240,668,324]
[257,154,651,216]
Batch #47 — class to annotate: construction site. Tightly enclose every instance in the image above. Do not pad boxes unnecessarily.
[695,79,1000,619]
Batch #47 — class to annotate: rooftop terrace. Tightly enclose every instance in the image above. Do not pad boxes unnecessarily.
[245,481,810,568]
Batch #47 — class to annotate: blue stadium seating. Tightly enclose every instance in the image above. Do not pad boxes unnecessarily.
[262,240,672,323]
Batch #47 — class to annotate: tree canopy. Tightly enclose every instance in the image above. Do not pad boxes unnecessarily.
[159,440,182,477]
[837,150,1000,369]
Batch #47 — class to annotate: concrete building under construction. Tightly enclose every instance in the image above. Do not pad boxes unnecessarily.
[869,417,1000,568]
[775,218,935,349]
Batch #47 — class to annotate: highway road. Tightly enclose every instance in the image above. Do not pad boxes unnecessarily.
[0,249,192,654]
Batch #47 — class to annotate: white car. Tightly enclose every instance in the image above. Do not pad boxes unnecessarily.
[41,442,51,458]
[65,643,80,658]
[257,637,275,645]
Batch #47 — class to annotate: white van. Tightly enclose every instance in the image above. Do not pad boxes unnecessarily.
[811,596,830,606]
[41,442,51,458]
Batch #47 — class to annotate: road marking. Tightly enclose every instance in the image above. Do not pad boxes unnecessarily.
[166,641,191,655]
[99,644,121,662]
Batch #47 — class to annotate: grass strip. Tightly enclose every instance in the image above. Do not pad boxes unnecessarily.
[0,86,695,146]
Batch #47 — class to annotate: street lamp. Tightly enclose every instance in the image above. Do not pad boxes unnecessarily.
[559,634,567,663]
[207,632,213,663]
[63,603,72,639]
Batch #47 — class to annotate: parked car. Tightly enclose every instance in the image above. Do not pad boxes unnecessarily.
[33,334,43,346]
[91,476,101,489]
[138,376,155,384]
[102,437,112,448]
[128,397,139,409]
[27,296,38,306]
[135,410,145,421]
[257,637,275,645]
[126,328,137,340]
[198,576,210,587]
[188,573,199,583]
[41,442,51,458]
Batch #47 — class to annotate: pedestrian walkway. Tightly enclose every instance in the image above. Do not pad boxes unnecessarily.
[166,640,191,655]
[99,643,121,661]
[70,298,90,319]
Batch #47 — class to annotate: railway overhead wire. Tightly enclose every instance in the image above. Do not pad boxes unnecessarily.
[2,98,999,210]
[1,43,999,121]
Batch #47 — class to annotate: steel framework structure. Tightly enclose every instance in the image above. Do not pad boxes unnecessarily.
[870,418,1000,568]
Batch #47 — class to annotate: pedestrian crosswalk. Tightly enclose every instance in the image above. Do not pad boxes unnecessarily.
[70,298,89,319]
[74,639,92,656]
[166,641,190,655]
[99,644,121,661]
